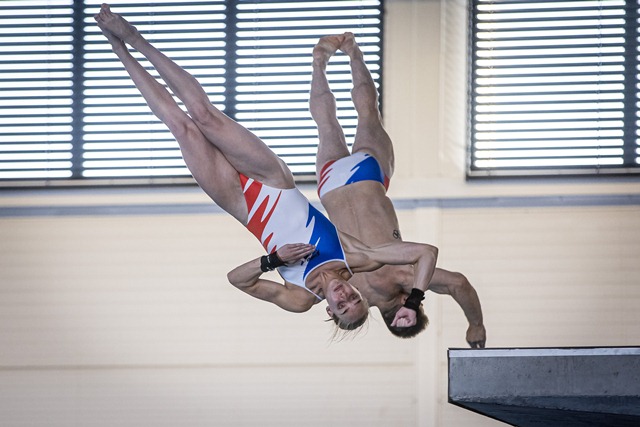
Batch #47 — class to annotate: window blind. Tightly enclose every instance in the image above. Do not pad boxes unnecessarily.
[82,0,227,181]
[0,0,383,187]
[469,0,640,177]
[234,0,383,176]
[0,0,75,180]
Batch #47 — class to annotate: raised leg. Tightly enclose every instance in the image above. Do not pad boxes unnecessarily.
[310,35,350,178]
[95,12,248,223]
[340,33,394,178]
[95,4,293,188]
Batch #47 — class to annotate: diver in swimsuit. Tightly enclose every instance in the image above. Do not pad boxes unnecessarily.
[95,5,439,333]
[310,32,485,346]
[240,173,350,295]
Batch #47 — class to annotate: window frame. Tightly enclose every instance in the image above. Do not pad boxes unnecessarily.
[467,0,640,179]
[0,0,384,188]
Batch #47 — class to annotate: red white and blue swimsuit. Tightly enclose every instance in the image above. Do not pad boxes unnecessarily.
[239,174,350,299]
[317,152,390,199]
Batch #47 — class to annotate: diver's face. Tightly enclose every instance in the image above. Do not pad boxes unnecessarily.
[325,279,365,323]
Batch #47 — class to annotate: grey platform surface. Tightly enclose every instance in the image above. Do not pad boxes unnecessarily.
[448,347,640,427]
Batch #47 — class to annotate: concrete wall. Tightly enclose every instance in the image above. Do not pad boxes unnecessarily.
[0,1,639,426]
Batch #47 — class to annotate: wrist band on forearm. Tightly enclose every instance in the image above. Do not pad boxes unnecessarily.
[260,252,285,272]
[404,288,425,311]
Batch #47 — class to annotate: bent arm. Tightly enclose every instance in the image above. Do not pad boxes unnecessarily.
[343,233,438,293]
[429,269,486,348]
[227,256,315,313]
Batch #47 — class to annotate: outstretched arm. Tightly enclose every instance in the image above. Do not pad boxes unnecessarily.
[227,244,317,313]
[429,269,486,348]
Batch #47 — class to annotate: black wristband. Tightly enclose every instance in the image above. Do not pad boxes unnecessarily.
[404,288,425,312]
[260,252,285,272]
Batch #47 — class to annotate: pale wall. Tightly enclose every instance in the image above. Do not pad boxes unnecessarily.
[1,1,639,426]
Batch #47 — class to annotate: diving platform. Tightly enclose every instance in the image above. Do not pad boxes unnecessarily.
[448,347,640,427]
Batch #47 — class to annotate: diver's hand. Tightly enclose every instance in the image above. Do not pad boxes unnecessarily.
[466,324,486,348]
[390,306,417,328]
[275,243,316,264]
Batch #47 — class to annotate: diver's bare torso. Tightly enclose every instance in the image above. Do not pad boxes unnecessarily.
[321,181,398,244]
[320,180,413,309]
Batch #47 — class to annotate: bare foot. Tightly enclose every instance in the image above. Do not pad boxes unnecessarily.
[103,30,127,52]
[94,4,141,46]
[339,32,363,60]
[95,17,127,52]
[312,34,344,67]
